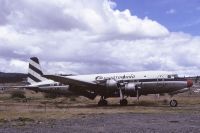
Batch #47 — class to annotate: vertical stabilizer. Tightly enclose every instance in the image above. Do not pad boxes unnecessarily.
[28,57,46,84]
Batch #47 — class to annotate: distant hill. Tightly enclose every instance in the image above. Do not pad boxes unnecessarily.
[0,72,27,83]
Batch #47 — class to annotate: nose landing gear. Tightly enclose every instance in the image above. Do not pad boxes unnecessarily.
[169,99,178,107]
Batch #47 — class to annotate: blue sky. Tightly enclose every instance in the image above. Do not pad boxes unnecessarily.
[114,0,200,35]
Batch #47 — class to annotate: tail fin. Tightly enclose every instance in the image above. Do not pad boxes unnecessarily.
[27,57,46,84]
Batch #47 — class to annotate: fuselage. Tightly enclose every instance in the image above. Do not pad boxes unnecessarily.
[67,71,176,83]
[62,71,192,97]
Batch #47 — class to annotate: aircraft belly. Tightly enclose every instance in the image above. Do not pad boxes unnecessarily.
[163,81,187,92]
[141,82,157,94]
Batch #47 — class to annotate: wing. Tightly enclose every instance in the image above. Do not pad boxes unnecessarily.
[44,75,97,88]
[44,75,98,99]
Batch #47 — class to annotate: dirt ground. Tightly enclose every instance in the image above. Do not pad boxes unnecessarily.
[0,91,200,133]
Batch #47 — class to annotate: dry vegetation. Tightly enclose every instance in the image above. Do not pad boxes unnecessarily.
[0,90,200,124]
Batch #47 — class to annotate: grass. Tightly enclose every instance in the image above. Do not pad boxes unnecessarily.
[0,90,200,122]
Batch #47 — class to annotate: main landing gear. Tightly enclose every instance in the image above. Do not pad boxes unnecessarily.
[120,99,128,106]
[119,89,128,106]
[169,99,178,107]
[98,96,108,106]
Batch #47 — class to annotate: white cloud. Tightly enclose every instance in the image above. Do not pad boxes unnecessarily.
[0,58,28,73]
[1,0,169,37]
[0,0,199,76]
[166,9,176,14]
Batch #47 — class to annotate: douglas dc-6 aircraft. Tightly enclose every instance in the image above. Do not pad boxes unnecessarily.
[4,57,194,107]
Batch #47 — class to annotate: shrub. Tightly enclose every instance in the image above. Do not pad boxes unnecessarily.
[69,97,76,101]
[10,90,26,99]
[43,93,60,99]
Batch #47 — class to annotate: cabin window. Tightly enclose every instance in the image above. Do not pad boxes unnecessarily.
[174,74,178,78]
[172,74,178,78]
[168,75,172,78]
[169,74,178,79]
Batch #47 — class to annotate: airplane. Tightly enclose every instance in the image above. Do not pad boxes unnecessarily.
[194,89,200,93]
[193,87,200,93]
[37,58,192,107]
[2,57,194,107]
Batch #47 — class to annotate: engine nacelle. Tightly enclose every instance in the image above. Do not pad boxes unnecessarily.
[105,79,118,89]
[124,82,136,93]
[105,80,137,93]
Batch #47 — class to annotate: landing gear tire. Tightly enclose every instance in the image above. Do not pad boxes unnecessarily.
[170,99,178,107]
[120,99,128,106]
[98,99,108,106]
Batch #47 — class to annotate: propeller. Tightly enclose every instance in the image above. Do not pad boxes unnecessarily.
[136,88,139,101]
[188,87,192,95]
[187,79,193,96]
[136,85,141,102]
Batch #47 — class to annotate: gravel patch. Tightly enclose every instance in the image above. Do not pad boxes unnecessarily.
[0,113,200,133]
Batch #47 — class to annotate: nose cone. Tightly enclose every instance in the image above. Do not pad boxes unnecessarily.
[187,80,193,87]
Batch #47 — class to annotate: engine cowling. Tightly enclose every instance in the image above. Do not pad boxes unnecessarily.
[105,79,118,89]
[105,80,137,93]
[124,82,136,93]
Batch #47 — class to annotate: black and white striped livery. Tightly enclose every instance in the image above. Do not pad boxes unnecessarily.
[28,57,46,84]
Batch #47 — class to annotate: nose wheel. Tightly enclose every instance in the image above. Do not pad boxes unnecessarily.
[170,99,178,107]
